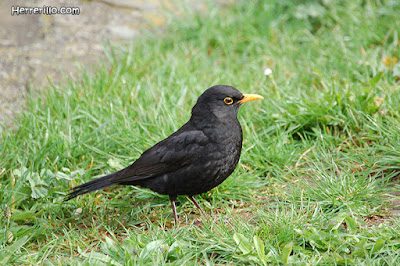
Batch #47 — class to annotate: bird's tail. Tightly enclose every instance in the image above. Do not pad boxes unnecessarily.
[65,173,117,201]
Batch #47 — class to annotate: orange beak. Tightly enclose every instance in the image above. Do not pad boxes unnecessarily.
[238,94,264,104]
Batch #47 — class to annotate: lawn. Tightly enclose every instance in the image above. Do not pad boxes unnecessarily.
[1,0,400,264]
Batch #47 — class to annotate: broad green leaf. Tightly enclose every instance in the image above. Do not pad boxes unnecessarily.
[12,167,28,177]
[330,213,347,231]
[107,158,124,170]
[282,242,293,265]
[86,251,122,266]
[139,240,166,259]
[40,168,55,179]
[56,171,74,181]
[345,215,358,232]
[168,240,189,258]
[333,252,344,263]
[371,239,385,254]
[368,72,383,86]
[353,238,368,257]
[233,233,253,255]
[253,235,267,266]
[10,210,36,221]
[27,172,47,186]
[31,186,48,199]
[56,169,84,181]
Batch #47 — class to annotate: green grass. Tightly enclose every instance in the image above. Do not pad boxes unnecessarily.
[1,0,400,264]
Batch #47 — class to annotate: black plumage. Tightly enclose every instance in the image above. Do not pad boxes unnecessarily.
[65,85,263,223]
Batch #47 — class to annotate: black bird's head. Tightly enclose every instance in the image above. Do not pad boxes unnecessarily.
[191,85,263,121]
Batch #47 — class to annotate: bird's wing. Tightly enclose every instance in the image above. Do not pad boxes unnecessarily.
[111,128,209,183]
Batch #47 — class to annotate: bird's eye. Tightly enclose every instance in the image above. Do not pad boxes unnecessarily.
[224,97,234,105]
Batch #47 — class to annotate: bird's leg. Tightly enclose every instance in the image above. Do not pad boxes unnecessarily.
[170,196,178,224]
[188,196,206,217]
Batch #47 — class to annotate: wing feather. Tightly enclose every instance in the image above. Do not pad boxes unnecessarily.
[112,127,208,184]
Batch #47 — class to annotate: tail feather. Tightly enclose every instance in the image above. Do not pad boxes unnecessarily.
[65,173,117,201]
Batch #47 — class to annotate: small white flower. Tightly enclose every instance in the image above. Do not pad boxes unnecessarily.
[264,68,273,76]
[74,208,82,215]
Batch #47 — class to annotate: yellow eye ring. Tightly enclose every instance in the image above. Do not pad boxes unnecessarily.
[224,97,234,105]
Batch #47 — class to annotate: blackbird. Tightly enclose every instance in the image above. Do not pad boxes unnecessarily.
[66,85,263,223]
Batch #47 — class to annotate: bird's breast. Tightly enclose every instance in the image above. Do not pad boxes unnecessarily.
[185,121,243,193]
